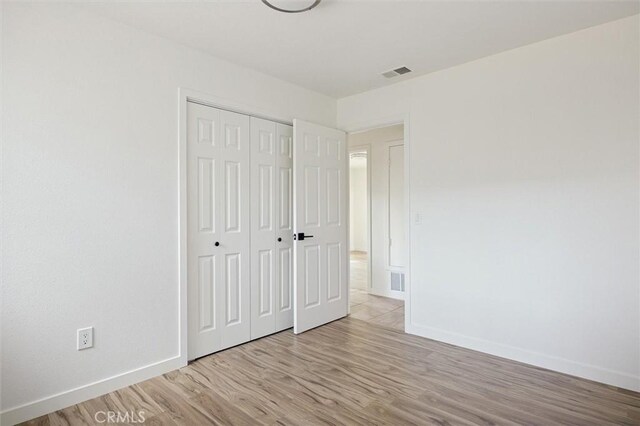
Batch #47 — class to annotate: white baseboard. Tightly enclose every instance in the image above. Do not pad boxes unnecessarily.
[1,356,185,426]
[4,326,636,425]
[368,287,405,300]
[405,322,640,393]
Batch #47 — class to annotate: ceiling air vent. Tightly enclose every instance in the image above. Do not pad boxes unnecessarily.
[382,66,412,78]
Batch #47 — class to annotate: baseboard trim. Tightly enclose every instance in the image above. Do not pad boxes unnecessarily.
[1,356,185,425]
[406,322,639,392]
[368,287,405,301]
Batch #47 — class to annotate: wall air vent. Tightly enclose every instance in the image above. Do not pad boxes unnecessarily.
[390,271,405,292]
[382,66,412,78]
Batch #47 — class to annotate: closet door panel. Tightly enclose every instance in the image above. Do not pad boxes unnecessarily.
[250,117,277,339]
[188,103,250,360]
[217,110,251,349]
[188,103,222,359]
[275,123,294,331]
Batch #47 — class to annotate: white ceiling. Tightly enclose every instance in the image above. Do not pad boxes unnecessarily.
[81,0,639,98]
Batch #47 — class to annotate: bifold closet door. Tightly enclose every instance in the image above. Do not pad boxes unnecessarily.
[250,117,294,339]
[187,102,251,360]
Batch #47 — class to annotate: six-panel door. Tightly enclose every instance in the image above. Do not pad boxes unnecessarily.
[187,104,337,359]
[187,102,250,360]
[293,119,348,334]
[250,118,294,339]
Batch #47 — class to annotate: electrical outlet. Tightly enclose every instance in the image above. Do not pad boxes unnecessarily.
[77,327,93,350]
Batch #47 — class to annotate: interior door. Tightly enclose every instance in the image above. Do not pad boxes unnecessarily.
[250,118,294,338]
[250,117,277,339]
[293,119,348,334]
[187,102,251,360]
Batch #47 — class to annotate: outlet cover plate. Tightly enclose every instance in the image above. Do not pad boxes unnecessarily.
[77,327,93,350]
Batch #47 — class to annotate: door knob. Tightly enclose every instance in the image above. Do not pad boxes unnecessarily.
[294,232,314,241]
[277,237,282,242]
[214,242,220,247]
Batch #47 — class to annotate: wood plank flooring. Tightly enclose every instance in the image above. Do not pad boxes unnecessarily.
[21,317,640,425]
[349,289,404,331]
[349,251,368,291]
[349,251,405,332]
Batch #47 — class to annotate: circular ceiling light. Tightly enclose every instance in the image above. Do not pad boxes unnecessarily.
[262,0,321,13]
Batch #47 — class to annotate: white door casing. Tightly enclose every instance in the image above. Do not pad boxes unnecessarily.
[250,118,294,339]
[293,119,348,334]
[187,102,251,360]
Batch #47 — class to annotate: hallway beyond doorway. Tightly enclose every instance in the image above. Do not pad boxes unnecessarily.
[349,251,404,331]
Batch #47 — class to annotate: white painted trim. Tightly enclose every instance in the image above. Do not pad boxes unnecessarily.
[345,137,351,315]
[402,117,412,336]
[406,322,640,392]
[369,287,405,301]
[179,87,294,126]
[178,89,189,367]
[344,115,408,135]
[0,356,183,426]
[178,88,299,361]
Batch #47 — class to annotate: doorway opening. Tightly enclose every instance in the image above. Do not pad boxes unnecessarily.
[349,149,369,291]
[348,124,405,332]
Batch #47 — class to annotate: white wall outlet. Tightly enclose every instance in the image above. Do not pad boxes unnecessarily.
[77,327,93,350]
[414,212,423,225]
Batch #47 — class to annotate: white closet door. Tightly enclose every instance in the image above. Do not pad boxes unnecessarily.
[293,119,348,334]
[250,117,277,339]
[275,123,294,332]
[250,118,294,339]
[187,102,251,360]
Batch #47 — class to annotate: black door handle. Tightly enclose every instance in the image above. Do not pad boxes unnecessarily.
[294,232,314,241]
[214,242,220,247]
[277,237,282,242]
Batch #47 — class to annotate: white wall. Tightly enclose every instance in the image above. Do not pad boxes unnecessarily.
[339,16,640,391]
[349,125,404,297]
[0,3,336,423]
[349,160,368,252]
[0,1,4,416]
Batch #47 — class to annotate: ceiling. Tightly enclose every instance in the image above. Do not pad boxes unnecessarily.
[81,0,639,98]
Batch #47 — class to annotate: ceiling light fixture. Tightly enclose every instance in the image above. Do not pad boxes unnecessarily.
[262,0,321,13]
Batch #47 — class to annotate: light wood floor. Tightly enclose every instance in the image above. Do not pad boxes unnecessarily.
[349,251,368,291]
[22,316,640,425]
[349,251,404,331]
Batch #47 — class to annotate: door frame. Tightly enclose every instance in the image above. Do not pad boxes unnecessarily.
[178,88,295,364]
[342,114,412,333]
[348,145,372,294]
